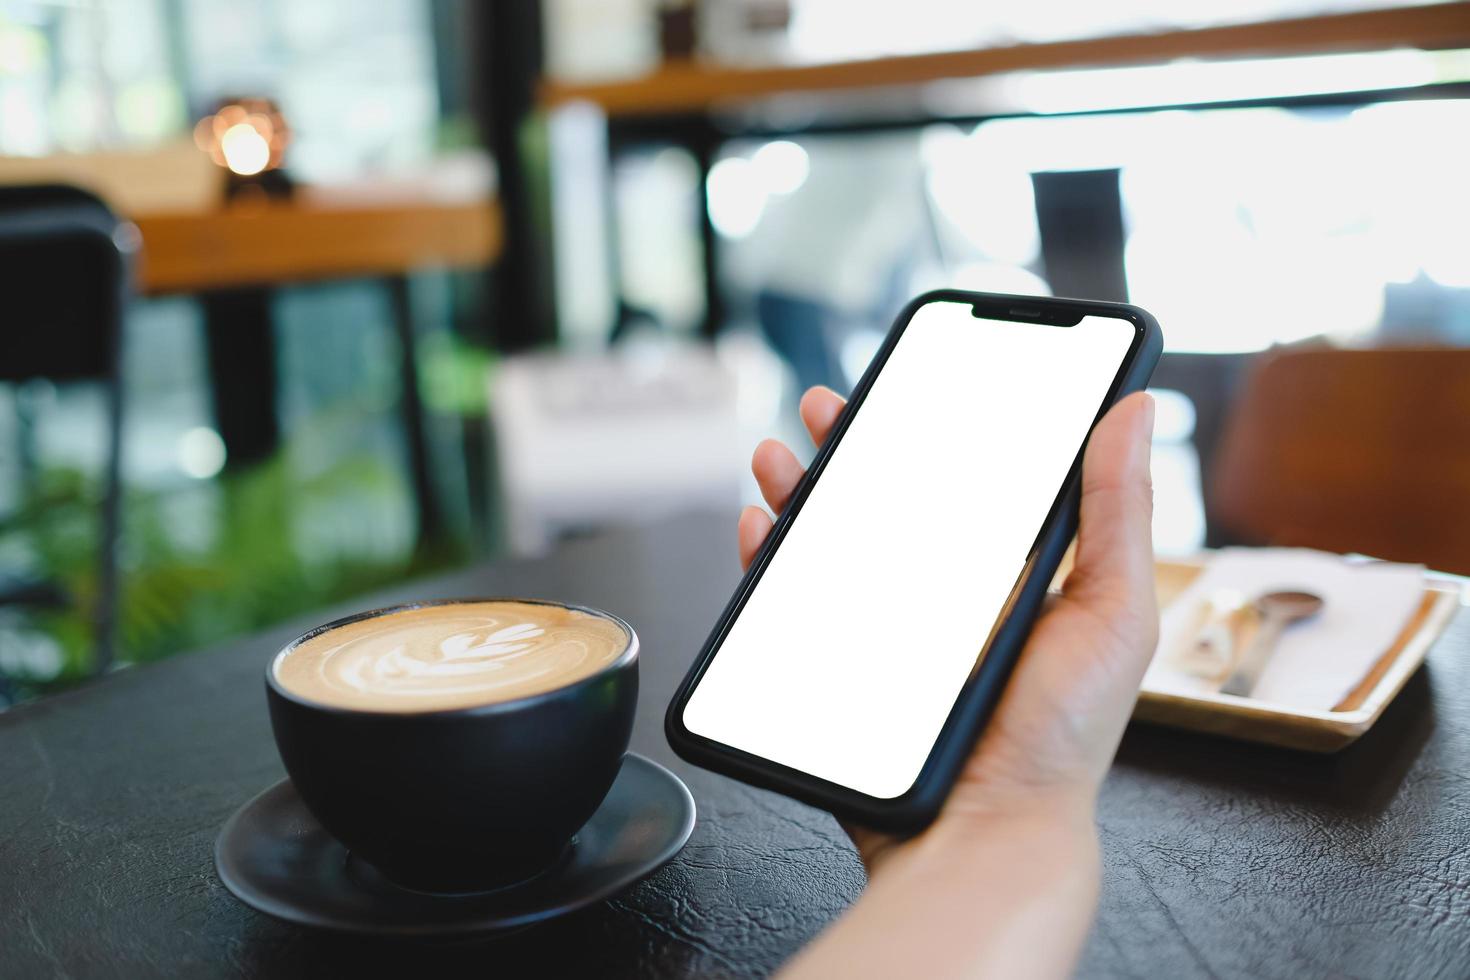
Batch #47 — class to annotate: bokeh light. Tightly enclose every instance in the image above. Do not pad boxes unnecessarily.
[708,156,767,238]
[219,123,271,176]
[751,141,811,195]
[193,98,291,177]
[177,427,227,480]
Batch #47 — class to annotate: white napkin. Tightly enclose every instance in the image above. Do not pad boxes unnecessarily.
[1144,548,1426,711]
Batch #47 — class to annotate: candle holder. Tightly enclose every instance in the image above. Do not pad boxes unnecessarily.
[193,98,295,204]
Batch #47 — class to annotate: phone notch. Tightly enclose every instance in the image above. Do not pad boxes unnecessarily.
[971,303,1083,327]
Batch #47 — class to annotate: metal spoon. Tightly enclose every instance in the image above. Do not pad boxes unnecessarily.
[1218,590,1326,699]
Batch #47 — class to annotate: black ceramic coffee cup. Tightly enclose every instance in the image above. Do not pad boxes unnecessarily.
[265,598,638,893]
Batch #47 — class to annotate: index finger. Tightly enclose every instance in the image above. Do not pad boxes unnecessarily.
[799,387,846,449]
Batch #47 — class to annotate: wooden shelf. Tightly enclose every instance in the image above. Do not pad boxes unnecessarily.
[132,194,501,296]
[542,2,1470,117]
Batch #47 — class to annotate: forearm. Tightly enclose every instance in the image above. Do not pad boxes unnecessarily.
[779,813,1101,980]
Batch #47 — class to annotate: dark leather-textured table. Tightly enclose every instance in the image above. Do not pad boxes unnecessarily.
[3,513,1468,978]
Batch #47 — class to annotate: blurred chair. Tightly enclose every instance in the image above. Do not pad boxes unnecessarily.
[0,184,134,677]
[1209,346,1470,575]
[490,339,745,554]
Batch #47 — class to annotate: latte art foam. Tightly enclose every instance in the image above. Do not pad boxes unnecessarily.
[274,601,628,712]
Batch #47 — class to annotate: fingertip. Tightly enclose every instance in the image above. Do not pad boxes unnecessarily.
[799,386,846,446]
[1089,391,1155,477]
[1073,391,1158,603]
[1126,390,1156,443]
[1124,390,1155,430]
[750,438,787,477]
[1130,391,1156,473]
[737,505,773,570]
[751,437,805,514]
[799,385,841,412]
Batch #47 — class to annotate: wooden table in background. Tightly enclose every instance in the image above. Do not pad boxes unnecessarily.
[131,194,501,296]
[542,2,1470,115]
[129,192,502,548]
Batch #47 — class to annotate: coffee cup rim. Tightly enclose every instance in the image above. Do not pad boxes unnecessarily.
[265,597,638,718]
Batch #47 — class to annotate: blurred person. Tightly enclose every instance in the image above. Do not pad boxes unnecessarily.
[728,140,929,391]
[737,386,1158,980]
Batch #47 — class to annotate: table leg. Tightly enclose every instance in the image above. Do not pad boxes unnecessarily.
[202,288,280,470]
[692,130,725,339]
[386,275,445,552]
[607,113,727,339]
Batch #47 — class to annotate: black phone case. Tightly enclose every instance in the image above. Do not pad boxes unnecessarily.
[665,289,1164,834]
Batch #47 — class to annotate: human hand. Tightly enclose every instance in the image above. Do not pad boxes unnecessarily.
[739,385,1158,876]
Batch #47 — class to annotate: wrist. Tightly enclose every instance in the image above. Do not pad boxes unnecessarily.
[925,804,1097,876]
[933,787,1098,854]
[873,797,1101,903]
[789,804,1101,980]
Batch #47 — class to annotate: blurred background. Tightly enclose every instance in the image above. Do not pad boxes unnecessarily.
[2,0,1469,706]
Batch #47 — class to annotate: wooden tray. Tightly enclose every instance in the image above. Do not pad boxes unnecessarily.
[1133,558,1462,752]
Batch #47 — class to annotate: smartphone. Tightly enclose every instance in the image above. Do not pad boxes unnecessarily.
[665,290,1162,832]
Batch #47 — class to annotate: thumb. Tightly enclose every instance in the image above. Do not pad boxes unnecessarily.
[1063,392,1157,642]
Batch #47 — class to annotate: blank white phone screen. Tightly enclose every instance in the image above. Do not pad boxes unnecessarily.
[681,302,1136,799]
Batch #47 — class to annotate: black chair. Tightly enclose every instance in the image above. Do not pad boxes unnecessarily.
[0,184,134,685]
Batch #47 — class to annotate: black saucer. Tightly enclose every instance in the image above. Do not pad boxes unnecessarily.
[215,753,695,937]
